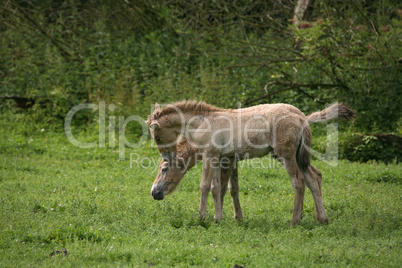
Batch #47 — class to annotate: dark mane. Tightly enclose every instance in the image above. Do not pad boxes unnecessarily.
[148,100,224,123]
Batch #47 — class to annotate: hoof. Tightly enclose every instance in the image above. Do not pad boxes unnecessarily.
[234,213,243,221]
[291,216,302,226]
[214,216,223,222]
[290,220,301,227]
[199,214,206,221]
[317,217,329,224]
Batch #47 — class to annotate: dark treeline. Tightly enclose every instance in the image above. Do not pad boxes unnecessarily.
[0,0,401,133]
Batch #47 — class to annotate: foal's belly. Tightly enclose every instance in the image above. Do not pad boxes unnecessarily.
[221,144,273,160]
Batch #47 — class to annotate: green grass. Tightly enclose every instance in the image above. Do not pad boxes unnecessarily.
[0,114,401,267]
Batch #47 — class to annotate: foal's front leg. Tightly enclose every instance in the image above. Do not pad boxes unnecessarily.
[210,157,223,221]
[219,162,231,213]
[199,155,222,221]
[220,161,243,220]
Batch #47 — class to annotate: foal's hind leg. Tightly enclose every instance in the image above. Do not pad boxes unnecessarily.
[302,165,328,224]
[281,156,306,226]
[309,165,323,196]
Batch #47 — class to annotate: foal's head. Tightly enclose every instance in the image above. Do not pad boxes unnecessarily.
[151,158,187,200]
[147,103,183,161]
[150,135,200,200]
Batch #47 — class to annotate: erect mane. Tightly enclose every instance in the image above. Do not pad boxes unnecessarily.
[149,100,224,122]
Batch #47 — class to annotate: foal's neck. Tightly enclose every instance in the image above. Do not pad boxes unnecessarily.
[177,137,201,171]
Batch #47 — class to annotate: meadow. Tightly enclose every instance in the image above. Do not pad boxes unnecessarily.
[0,112,401,267]
[1,1,401,266]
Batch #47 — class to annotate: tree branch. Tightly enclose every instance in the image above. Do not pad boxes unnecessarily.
[10,1,77,61]
[245,87,292,105]
[245,80,342,105]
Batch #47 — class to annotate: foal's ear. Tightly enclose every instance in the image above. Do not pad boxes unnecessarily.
[154,102,161,112]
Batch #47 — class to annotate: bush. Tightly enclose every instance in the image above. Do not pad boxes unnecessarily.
[0,0,400,135]
[343,134,402,163]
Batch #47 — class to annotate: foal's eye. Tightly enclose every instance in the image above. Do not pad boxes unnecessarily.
[155,138,161,142]
[162,166,168,173]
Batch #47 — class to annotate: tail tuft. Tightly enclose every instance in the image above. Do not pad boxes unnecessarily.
[337,103,356,122]
[306,103,356,124]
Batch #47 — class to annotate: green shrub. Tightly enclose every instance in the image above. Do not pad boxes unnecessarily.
[343,134,402,163]
[1,0,400,135]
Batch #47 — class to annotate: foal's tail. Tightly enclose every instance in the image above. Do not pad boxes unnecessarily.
[296,120,312,172]
[306,103,356,124]
[296,103,355,171]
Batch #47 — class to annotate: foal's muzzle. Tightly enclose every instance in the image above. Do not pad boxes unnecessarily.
[151,183,166,200]
[151,189,165,200]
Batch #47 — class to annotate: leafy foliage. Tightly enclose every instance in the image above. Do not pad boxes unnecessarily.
[343,134,402,163]
[1,0,401,132]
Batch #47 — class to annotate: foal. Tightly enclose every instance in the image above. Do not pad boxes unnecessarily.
[148,102,354,225]
[151,136,243,219]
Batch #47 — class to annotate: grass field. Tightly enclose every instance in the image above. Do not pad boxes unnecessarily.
[0,114,401,267]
